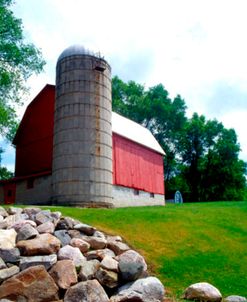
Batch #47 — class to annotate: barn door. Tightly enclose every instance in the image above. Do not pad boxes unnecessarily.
[3,183,16,204]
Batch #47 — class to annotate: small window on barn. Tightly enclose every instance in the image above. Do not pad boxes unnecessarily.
[134,189,139,196]
[150,193,154,198]
[7,190,12,197]
[27,178,34,189]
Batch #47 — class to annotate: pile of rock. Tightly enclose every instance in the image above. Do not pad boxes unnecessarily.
[0,207,165,302]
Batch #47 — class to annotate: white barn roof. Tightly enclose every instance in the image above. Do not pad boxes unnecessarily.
[112,112,165,155]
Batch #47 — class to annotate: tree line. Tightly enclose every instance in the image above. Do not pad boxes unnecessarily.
[112,76,247,201]
[0,0,246,201]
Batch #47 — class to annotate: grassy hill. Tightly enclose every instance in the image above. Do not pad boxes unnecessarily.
[46,201,247,300]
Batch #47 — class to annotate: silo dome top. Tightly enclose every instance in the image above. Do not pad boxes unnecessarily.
[57,45,96,62]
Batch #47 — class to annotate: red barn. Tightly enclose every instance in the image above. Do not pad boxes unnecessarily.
[0,46,165,207]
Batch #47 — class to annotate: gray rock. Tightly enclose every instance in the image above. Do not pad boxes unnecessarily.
[64,279,109,302]
[78,259,100,281]
[35,210,53,225]
[70,238,90,253]
[23,207,41,218]
[93,230,106,239]
[183,282,222,302]
[0,229,17,249]
[0,208,8,218]
[19,254,57,270]
[225,296,247,302]
[36,221,55,234]
[50,211,62,224]
[7,207,23,215]
[0,257,6,270]
[54,230,72,246]
[82,236,107,249]
[101,255,119,272]
[56,217,75,230]
[0,265,20,282]
[0,248,20,263]
[68,229,83,239]
[74,223,96,236]
[117,250,147,281]
[16,224,39,242]
[58,245,86,267]
[0,216,4,223]
[9,219,37,232]
[110,277,165,302]
[95,267,118,288]
[107,241,130,255]
[4,214,26,229]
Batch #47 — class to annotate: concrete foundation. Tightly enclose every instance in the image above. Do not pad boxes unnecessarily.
[112,185,165,207]
[0,174,165,207]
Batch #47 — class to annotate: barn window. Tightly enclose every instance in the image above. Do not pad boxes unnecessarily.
[7,190,12,197]
[150,193,154,198]
[27,178,34,189]
[134,189,139,196]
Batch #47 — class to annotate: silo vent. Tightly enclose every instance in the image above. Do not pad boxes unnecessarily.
[94,65,106,72]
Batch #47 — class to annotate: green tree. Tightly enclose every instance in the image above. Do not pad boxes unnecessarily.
[178,113,246,201]
[112,76,187,181]
[0,0,45,178]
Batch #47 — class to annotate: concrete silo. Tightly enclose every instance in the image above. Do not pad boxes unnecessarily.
[52,45,113,207]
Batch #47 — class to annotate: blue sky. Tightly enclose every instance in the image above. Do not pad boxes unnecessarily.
[2,0,247,171]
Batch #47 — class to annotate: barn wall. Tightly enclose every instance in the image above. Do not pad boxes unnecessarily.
[113,134,164,195]
[15,175,52,205]
[14,85,55,177]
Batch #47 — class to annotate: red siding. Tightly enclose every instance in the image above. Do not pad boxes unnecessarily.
[113,134,164,195]
[13,85,55,177]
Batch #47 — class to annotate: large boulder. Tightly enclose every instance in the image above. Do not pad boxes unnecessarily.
[70,238,90,253]
[58,245,86,267]
[74,223,96,236]
[16,224,39,242]
[78,259,100,281]
[110,276,165,302]
[95,267,118,288]
[107,241,130,255]
[117,249,147,281]
[49,260,77,289]
[0,265,59,302]
[16,233,61,256]
[183,282,222,302]
[54,230,71,246]
[64,279,109,302]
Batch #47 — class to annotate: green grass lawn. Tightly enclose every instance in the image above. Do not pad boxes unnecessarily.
[43,202,247,299]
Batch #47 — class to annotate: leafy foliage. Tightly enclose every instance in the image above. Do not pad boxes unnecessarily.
[112,77,247,201]
[0,0,45,178]
[0,0,45,140]
[178,113,246,201]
